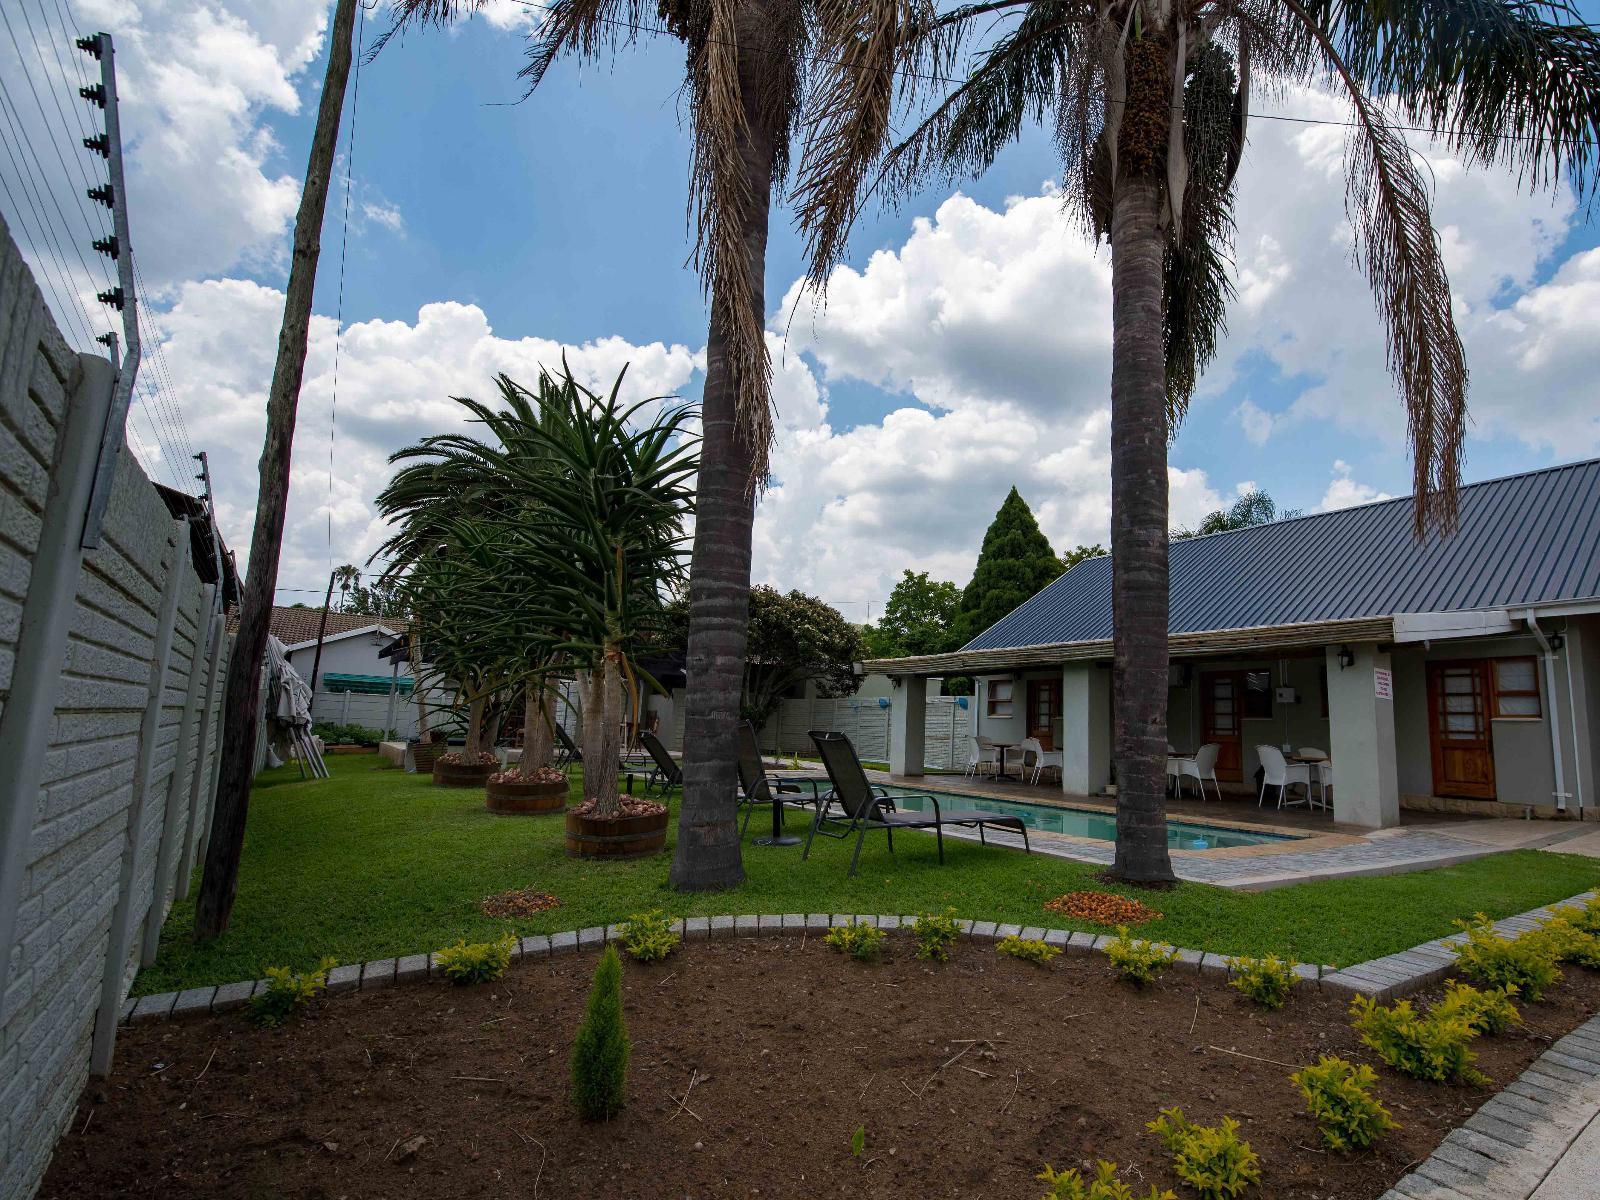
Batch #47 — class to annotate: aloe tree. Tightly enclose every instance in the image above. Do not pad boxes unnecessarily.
[377,0,936,888]
[849,0,1600,883]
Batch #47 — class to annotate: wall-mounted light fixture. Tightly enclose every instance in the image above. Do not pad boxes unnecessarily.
[1337,646,1355,670]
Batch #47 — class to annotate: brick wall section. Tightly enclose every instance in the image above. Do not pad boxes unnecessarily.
[0,219,230,1198]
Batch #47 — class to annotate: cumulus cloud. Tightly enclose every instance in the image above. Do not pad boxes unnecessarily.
[154,280,697,591]
[361,199,404,234]
[1318,460,1394,512]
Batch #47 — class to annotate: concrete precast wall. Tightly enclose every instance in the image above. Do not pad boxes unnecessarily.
[0,218,230,1199]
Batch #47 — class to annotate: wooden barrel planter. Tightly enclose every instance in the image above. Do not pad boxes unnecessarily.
[432,758,497,788]
[564,805,669,859]
[409,740,444,773]
[486,776,568,815]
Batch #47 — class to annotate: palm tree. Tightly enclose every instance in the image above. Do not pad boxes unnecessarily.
[847,0,1600,883]
[375,0,934,888]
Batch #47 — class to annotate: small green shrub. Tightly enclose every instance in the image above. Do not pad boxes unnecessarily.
[618,910,680,962]
[1548,897,1600,935]
[1037,1160,1176,1199]
[1432,981,1523,1035]
[1451,913,1561,1000]
[1290,1056,1399,1151]
[1227,954,1299,1010]
[1146,1107,1261,1199]
[998,935,1061,965]
[571,945,630,1120]
[911,908,962,962]
[824,923,887,962]
[1349,994,1484,1084]
[1106,927,1178,985]
[434,933,516,984]
[1527,917,1600,968]
[248,956,337,1028]
[851,1124,866,1157]
[311,721,387,746]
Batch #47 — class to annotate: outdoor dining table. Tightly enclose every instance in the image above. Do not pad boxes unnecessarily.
[1288,751,1330,806]
[988,742,1020,782]
[756,770,827,847]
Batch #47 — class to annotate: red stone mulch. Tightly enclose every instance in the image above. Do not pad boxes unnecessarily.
[1044,891,1164,925]
[39,938,1600,1199]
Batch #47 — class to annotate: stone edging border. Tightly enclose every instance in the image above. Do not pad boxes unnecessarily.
[121,890,1599,1026]
[1377,1010,1600,1199]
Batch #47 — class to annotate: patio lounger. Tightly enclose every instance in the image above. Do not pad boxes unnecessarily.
[554,723,582,770]
[639,730,682,798]
[736,721,806,837]
[805,730,1030,878]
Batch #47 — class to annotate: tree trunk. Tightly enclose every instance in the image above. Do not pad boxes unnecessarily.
[1108,174,1177,885]
[669,1,779,891]
[193,0,359,942]
[587,649,624,817]
[464,690,487,759]
[410,628,429,738]
[520,681,554,775]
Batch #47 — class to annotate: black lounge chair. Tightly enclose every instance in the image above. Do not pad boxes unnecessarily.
[805,729,1030,877]
[554,723,582,770]
[737,721,806,838]
[639,730,682,798]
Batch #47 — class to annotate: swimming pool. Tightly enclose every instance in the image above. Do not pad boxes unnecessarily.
[877,786,1294,851]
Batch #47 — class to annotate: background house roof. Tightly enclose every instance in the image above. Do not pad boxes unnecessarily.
[966,457,1600,652]
[228,605,411,645]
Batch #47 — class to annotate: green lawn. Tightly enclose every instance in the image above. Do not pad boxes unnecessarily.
[138,754,1600,994]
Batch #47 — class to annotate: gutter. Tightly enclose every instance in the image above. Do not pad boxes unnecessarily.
[1525,610,1571,814]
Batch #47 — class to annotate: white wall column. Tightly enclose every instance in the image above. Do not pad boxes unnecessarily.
[1061,663,1111,796]
[889,676,926,776]
[1326,642,1400,828]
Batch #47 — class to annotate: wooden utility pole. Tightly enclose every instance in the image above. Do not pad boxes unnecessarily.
[194,0,360,940]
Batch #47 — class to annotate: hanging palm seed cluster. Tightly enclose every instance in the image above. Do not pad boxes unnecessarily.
[1119,35,1171,180]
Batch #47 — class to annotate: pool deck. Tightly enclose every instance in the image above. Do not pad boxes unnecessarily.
[852,769,1597,890]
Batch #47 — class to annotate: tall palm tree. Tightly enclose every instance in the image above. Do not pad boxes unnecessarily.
[376,0,934,887]
[842,0,1600,882]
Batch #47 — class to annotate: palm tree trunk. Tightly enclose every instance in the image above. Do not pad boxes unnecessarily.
[194,0,359,941]
[1108,174,1177,885]
[669,3,779,892]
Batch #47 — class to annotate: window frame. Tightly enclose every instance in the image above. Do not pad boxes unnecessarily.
[987,679,1014,719]
[1243,670,1273,720]
[1490,656,1542,720]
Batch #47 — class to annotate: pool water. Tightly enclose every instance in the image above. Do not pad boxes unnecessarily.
[878,787,1293,851]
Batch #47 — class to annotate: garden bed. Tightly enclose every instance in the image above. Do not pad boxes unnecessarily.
[42,936,1600,1199]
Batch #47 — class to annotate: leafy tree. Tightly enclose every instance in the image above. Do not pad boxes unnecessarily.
[954,488,1064,646]
[864,0,1600,885]
[1061,544,1107,572]
[743,587,865,728]
[864,570,962,659]
[1174,490,1300,540]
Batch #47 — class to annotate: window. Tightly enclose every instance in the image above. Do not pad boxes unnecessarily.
[1491,657,1541,719]
[1244,670,1273,719]
[987,679,1014,718]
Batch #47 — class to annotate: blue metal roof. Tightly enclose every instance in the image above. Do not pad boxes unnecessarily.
[965,458,1600,651]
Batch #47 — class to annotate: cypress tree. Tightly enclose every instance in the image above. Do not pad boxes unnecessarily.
[571,945,630,1119]
[954,487,1064,645]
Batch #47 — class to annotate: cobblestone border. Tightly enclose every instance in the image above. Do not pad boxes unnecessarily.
[1376,1010,1600,1199]
[121,890,1599,1025]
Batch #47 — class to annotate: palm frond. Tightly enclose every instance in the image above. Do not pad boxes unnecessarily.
[1284,0,1467,535]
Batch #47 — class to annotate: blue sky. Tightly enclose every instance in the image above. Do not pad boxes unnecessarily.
[7,1,1600,618]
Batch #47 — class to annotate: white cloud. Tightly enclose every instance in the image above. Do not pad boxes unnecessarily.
[153,280,698,591]
[361,199,404,234]
[1234,399,1277,446]
[1318,460,1393,512]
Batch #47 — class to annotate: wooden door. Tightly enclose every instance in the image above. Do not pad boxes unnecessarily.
[1026,678,1060,750]
[1200,671,1244,781]
[1428,661,1496,800]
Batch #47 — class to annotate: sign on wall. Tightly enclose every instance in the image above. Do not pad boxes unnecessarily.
[1374,667,1393,700]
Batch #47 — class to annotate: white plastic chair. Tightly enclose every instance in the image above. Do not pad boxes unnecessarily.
[1170,743,1221,801]
[1257,745,1314,808]
[1018,736,1062,785]
[965,736,1000,778]
[1312,760,1333,810]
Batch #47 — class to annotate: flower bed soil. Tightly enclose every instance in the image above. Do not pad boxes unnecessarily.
[40,937,1600,1200]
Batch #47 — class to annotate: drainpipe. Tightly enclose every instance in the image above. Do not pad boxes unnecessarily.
[1525,611,1570,813]
[1563,627,1586,818]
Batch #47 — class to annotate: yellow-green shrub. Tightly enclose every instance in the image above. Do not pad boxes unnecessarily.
[911,908,962,962]
[1451,913,1561,1000]
[619,910,680,962]
[1432,981,1522,1035]
[435,933,516,984]
[1227,954,1299,1010]
[1548,896,1600,935]
[248,956,337,1027]
[824,923,886,962]
[1290,1056,1399,1150]
[1349,994,1484,1084]
[1146,1107,1261,1199]
[1038,1160,1176,1200]
[1106,927,1178,985]
[999,935,1061,965]
[1527,917,1600,968]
